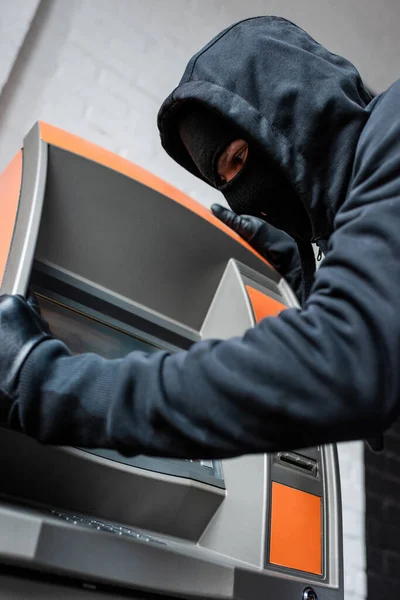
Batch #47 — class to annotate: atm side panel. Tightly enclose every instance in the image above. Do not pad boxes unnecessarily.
[0,124,48,296]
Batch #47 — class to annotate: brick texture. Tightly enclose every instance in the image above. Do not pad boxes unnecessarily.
[365,424,400,600]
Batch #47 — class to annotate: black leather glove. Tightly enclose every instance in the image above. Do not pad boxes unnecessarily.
[211,204,303,301]
[211,204,269,249]
[0,294,52,425]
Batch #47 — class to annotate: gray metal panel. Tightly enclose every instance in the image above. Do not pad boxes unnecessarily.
[34,145,279,330]
[235,260,288,306]
[297,447,319,460]
[201,259,254,340]
[0,504,236,599]
[200,454,269,569]
[1,124,47,295]
[234,567,342,600]
[85,451,224,490]
[0,576,132,599]
[0,500,343,600]
[35,523,234,598]
[200,260,268,567]
[322,444,343,590]
[0,430,223,542]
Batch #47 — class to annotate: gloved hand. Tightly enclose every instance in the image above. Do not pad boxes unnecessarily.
[211,204,270,250]
[0,294,52,425]
[211,204,303,301]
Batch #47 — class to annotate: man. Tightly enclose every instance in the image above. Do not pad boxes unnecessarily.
[0,16,397,457]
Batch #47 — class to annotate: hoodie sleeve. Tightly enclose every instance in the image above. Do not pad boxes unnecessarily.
[12,83,400,457]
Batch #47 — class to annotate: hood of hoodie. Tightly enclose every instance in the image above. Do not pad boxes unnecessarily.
[158,16,372,243]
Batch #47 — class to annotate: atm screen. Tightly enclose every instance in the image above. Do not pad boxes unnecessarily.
[38,297,162,357]
[36,294,225,489]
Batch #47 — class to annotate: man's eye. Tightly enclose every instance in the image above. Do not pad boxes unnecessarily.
[232,145,248,168]
[216,140,248,184]
[233,150,245,164]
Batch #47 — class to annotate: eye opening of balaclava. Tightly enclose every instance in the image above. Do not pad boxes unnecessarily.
[178,102,313,240]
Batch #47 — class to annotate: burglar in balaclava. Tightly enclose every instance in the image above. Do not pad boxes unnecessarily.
[0,16,398,457]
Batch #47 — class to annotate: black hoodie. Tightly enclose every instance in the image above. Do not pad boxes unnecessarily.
[158,16,372,299]
[158,17,371,240]
[8,17,400,457]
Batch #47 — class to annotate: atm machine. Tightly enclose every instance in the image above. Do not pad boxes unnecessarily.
[0,123,343,600]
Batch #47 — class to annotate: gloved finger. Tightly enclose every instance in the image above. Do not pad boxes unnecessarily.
[211,204,262,242]
[211,203,237,224]
[211,204,248,235]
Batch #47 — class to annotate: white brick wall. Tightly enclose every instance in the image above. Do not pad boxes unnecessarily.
[2,1,399,597]
[0,0,40,95]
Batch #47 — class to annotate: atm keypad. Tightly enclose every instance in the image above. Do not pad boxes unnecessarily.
[50,510,166,545]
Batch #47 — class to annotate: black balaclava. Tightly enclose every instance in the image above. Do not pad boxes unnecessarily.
[178,104,312,242]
